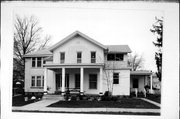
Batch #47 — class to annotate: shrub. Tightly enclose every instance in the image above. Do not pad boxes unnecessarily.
[71,95,77,101]
[82,96,88,100]
[101,95,112,101]
[78,94,84,100]
[111,96,118,102]
[55,91,61,95]
[104,91,110,96]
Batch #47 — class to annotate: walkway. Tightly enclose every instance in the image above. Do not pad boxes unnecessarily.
[141,98,161,107]
[12,95,160,114]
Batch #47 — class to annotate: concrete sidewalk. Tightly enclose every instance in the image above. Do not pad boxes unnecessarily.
[141,98,161,107]
[12,98,160,114]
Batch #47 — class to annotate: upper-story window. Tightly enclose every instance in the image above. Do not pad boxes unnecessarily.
[60,52,65,64]
[77,52,82,63]
[91,52,96,63]
[32,57,42,68]
[107,53,124,61]
[32,58,36,67]
[37,57,42,67]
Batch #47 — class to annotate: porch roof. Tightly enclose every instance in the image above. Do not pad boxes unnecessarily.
[23,49,52,57]
[43,63,104,68]
[130,70,152,76]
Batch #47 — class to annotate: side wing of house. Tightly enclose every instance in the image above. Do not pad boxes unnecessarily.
[103,45,132,96]
[24,50,53,93]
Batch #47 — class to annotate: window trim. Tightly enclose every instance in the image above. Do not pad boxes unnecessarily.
[77,52,82,63]
[32,58,36,67]
[37,57,42,67]
[91,51,96,63]
[31,57,43,68]
[113,73,119,84]
[31,76,36,87]
[31,75,44,88]
[60,52,65,64]
[55,74,69,88]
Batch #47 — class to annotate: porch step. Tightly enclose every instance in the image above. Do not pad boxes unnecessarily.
[42,94,64,100]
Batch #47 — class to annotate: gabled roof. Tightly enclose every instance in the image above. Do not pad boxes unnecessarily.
[23,49,52,57]
[106,45,131,53]
[130,70,152,75]
[49,31,107,51]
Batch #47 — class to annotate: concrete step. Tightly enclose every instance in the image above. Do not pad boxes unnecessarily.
[42,94,64,100]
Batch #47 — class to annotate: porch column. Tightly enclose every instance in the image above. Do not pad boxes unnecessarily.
[80,67,84,95]
[149,74,153,94]
[61,67,65,95]
[44,67,47,93]
[99,67,103,95]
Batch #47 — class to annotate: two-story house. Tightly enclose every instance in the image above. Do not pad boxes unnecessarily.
[23,31,153,96]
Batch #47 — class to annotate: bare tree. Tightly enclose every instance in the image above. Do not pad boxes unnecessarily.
[104,62,115,95]
[13,15,51,81]
[128,53,144,71]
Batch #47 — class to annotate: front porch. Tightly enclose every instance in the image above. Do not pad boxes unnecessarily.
[43,63,104,95]
[130,71,153,94]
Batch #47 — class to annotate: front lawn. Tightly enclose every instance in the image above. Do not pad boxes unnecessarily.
[48,98,160,109]
[12,95,37,106]
[146,94,161,103]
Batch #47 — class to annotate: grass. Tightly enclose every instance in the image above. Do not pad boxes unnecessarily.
[12,95,38,106]
[47,98,160,109]
[146,94,161,103]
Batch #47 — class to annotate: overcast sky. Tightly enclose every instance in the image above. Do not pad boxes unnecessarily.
[14,4,163,72]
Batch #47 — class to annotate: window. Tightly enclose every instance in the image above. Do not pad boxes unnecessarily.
[55,74,69,89]
[91,52,96,63]
[31,76,43,88]
[107,54,124,61]
[60,52,65,63]
[75,74,80,89]
[65,74,69,88]
[107,54,115,61]
[36,76,41,87]
[43,58,46,64]
[133,79,138,88]
[113,73,119,84]
[32,58,36,67]
[31,76,35,87]
[77,52,82,63]
[37,57,42,67]
[42,76,44,87]
[116,54,124,61]
[89,74,97,89]
[32,57,43,68]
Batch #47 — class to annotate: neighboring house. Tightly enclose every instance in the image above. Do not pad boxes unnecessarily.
[23,31,153,96]
[152,73,161,90]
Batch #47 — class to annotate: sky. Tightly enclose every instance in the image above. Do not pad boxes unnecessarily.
[14,4,163,72]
